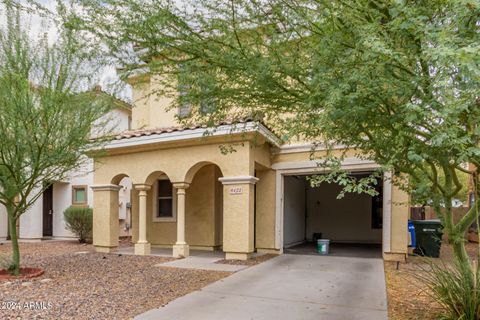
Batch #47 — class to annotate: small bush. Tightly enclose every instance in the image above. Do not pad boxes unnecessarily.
[64,206,93,243]
[420,259,480,320]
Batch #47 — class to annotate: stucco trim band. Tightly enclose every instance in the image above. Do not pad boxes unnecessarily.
[218,176,259,185]
[133,184,152,191]
[90,184,122,191]
[271,158,379,170]
[276,143,347,154]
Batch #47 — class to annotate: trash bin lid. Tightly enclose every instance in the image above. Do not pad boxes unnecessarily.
[411,219,442,225]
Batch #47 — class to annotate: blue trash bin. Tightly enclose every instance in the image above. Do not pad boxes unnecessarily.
[408,220,416,248]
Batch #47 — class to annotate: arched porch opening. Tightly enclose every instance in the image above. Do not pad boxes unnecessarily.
[118,177,133,239]
[110,174,133,240]
[132,170,174,255]
[184,162,224,252]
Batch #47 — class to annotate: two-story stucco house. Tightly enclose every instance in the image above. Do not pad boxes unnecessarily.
[0,88,134,242]
[90,76,410,262]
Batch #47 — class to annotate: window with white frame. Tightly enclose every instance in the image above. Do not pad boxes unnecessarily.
[178,75,192,118]
[178,97,192,118]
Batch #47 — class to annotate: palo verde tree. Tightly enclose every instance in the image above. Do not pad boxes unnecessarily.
[0,1,112,275]
[77,0,480,268]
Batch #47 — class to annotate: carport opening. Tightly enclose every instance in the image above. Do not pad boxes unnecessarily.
[283,172,383,258]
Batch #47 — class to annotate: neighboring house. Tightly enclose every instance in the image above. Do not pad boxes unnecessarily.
[0,205,7,241]
[90,77,410,262]
[0,87,133,242]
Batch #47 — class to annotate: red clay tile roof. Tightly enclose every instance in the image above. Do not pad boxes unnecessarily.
[115,124,203,140]
[114,119,272,140]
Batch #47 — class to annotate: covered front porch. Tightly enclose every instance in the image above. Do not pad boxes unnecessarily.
[90,122,279,260]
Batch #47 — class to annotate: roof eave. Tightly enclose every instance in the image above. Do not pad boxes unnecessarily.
[101,121,281,152]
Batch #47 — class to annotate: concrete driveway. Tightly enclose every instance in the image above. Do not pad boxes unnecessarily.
[135,254,388,320]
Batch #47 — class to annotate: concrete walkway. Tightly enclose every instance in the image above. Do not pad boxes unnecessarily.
[136,254,388,320]
[156,255,247,272]
[117,246,248,272]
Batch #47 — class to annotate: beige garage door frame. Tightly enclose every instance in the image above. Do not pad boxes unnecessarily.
[271,158,392,254]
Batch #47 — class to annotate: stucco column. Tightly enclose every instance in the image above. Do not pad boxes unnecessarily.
[382,172,409,262]
[219,176,259,260]
[134,184,151,255]
[91,184,122,253]
[388,175,410,262]
[172,182,190,258]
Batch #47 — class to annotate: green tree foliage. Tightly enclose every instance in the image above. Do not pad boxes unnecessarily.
[78,0,480,266]
[411,168,471,206]
[0,0,112,275]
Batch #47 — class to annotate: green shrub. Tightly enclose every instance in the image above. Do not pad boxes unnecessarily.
[420,259,480,320]
[64,206,93,243]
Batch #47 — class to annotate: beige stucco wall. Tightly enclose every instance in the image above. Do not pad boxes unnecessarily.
[95,140,253,186]
[144,185,176,245]
[254,142,273,169]
[222,182,255,254]
[92,187,120,252]
[94,74,411,260]
[390,183,409,255]
[186,165,217,247]
[272,148,360,164]
[131,188,139,242]
[93,139,409,260]
[129,164,224,248]
[94,138,256,253]
[214,166,223,246]
[255,169,276,250]
[131,82,151,129]
[130,75,181,130]
[148,75,179,129]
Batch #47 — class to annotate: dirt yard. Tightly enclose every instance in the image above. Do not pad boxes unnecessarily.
[0,241,231,320]
[385,242,479,320]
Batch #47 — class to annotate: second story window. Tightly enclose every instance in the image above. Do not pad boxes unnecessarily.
[178,84,192,118]
[177,65,217,117]
[200,97,216,115]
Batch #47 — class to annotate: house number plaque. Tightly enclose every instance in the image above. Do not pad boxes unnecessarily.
[229,186,243,195]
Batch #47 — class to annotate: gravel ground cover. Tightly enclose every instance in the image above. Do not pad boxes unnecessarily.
[385,241,479,320]
[216,253,277,266]
[0,241,231,320]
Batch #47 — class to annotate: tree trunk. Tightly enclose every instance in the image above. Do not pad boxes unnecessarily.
[441,199,480,282]
[451,236,469,264]
[441,223,467,265]
[7,208,20,276]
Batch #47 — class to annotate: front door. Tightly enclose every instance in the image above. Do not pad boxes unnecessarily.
[42,185,53,237]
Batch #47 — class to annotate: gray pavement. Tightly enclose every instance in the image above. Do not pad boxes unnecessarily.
[135,254,388,320]
[117,246,252,272]
[156,255,247,272]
